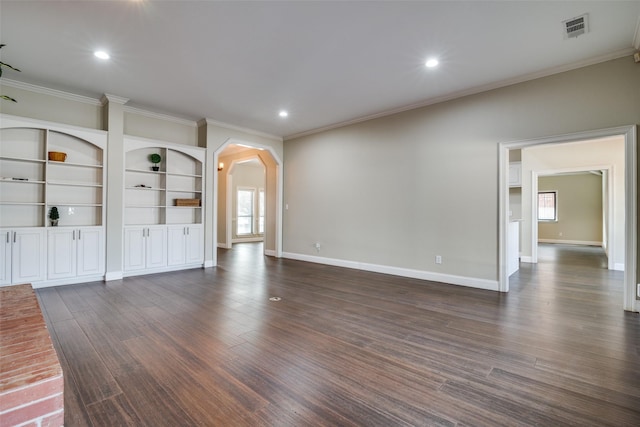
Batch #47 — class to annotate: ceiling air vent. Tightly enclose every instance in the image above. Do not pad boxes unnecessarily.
[563,14,589,39]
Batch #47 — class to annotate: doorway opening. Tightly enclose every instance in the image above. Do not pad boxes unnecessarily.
[213,139,283,266]
[499,126,637,312]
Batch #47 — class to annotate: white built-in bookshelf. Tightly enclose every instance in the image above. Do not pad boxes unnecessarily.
[0,115,107,287]
[0,127,104,227]
[123,136,205,275]
[125,146,203,226]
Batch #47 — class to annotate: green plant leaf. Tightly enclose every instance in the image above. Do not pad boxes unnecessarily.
[0,61,21,73]
[0,95,17,102]
[149,153,162,164]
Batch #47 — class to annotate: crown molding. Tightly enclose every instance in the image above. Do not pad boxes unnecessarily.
[0,79,270,135]
[284,48,635,141]
[123,105,197,127]
[633,15,640,49]
[0,79,102,106]
[199,117,282,142]
[101,93,129,106]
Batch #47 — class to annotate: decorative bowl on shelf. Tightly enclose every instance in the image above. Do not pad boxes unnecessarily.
[48,151,67,162]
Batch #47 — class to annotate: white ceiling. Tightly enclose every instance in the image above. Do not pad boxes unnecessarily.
[1,1,639,139]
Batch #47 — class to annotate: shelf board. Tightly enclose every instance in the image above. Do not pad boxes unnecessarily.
[0,156,46,164]
[0,179,45,184]
[167,189,202,194]
[125,186,166,191]
[167,172,202,178]
[125,205,201,209]
[0,202,46,206]
[125,168,166,175]
[48,160,102,169]
[46,203,102,207]
[48,180,102,188]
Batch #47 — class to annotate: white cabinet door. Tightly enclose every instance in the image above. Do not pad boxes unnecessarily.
[125,226,166,272]
[12,229,46,284]
[185,225,204,264]
[124,227,146,272]
[167,225,203,266]
[47,228,77,280]
[77,228,104,277]
[167,226,186,266]
[0,230,11,286]
[146,226,167,269]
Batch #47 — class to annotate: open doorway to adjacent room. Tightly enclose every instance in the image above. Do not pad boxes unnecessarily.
[214,140,282,265]
[499,126,637,312]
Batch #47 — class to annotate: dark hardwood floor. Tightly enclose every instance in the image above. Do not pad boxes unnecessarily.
[35,243,640,426]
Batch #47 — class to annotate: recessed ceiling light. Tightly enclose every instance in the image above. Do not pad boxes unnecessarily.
[425,58,439,68]
[94,50,110,60]
[279,110,288,118]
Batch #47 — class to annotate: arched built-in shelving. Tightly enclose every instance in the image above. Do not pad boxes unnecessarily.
[0,115,107,286]
[123,136,205,276]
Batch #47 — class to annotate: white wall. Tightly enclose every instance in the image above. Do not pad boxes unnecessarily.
[283,56,640,289]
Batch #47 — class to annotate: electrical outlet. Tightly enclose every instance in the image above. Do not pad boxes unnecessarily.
[637,283,640,298]
[435,255,442,264]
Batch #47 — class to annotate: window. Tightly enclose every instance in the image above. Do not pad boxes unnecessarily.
[538,191,557,221]
[236,187,265,236]
[237,188,254,235]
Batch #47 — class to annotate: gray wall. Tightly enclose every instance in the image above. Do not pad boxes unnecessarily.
[538,174,603,244]
[283,56,640,286]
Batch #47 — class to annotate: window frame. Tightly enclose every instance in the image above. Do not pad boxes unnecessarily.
[537,190,558,222]
[258,188,265,235]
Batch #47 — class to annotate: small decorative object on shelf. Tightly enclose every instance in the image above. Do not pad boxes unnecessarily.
[49,206,59,226]
[149,153,162,171]
[175,199,200,207]
[48,151,67,162]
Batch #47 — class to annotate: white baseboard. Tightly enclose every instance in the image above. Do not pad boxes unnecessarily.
[203,260,215,268]
[123,263,204,278]
[217,243,231,249]
[613,263,625,271]
[32,274,109,289]
[520,256,534,263]
[282,252,499,292]
[264,249,276,257]
[105,271,123,281]
[538,239,602,246]
[232,237,264,243]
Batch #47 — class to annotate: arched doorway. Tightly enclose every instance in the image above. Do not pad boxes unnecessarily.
[213,140,282,265]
